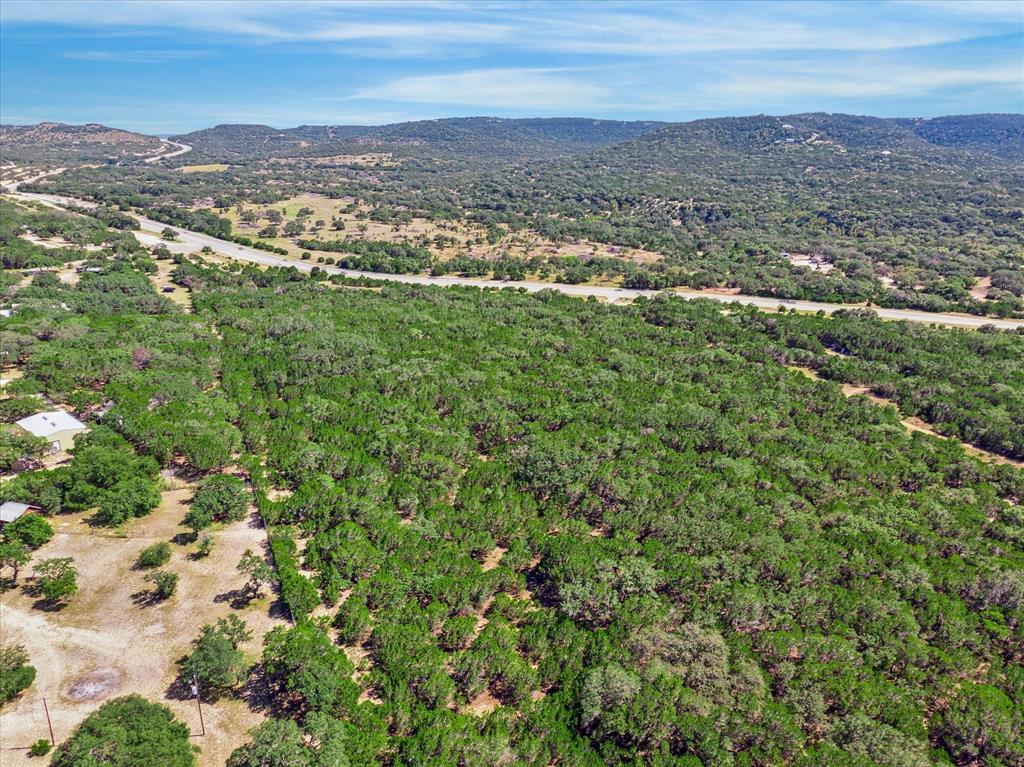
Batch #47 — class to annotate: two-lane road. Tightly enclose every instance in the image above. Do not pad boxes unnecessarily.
[10,187,1024,330]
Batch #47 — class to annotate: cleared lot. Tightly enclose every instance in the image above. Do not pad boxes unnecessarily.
[0,477,285,766]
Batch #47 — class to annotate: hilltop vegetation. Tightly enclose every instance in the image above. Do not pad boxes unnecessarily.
[2,212,1022,765]
[171,117,666,163]
[0,122,163,163]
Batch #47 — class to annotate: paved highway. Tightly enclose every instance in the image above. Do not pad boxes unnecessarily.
[10,188,1024,330]
[144,140,193,163]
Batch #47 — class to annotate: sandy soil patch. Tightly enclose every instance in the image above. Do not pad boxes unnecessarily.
[785,253,833,273]
[969,276,992,301]
[0,482,285,766]
[480,546,506,572]
[461,689,502,716]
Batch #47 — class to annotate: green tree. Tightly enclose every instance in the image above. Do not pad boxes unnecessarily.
[34,557,77,603]
[189,475,250,527]
[262,623,358,714]
[0,643,36,704]
[0,540,31,583]
[227,719,312,767]
[237,549,277,598]
[95,477,161,526]
[181,616,252,699]
[50,695,195,767]
[3,514,54,549]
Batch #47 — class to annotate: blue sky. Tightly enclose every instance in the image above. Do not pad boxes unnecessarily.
[1,0,1021,133]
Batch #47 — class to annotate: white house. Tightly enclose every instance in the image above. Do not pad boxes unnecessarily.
[16,410,88,452]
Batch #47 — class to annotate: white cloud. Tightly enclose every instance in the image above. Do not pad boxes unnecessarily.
[357,68,610,110]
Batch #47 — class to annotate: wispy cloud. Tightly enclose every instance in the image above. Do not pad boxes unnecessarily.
[64,49,211,64]
[4,0,1017,55]
[357,68,610,110]
[712,61,1023,99]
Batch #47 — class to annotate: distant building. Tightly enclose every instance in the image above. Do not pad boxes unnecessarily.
[15,410,88,452]
[0,501,38,526]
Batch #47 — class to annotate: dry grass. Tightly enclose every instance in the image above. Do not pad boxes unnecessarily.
[177,164,231,173]
[219,194,663,274]
[0,481,286,766]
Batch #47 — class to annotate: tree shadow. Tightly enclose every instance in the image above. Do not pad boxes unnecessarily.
[238,665,295,717]
[213,587,256,610]
[31,596,70,612]
[130,588,161,608]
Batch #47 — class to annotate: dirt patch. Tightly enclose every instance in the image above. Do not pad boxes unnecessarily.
[970,276,992,301]
[461,689,502,716]
[65,666,124,702]
[788,364,822,382]
[480,546,506,572]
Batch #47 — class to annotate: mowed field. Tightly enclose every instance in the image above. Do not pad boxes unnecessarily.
[221,193,662,272]
[0,474,286,766]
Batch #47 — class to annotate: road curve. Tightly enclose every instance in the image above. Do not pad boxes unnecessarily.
[10,189,1024,331]
[144,140,192,164]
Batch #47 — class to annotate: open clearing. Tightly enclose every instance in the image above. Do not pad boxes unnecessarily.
[221,193,662,271]
[0,477,285,766]
[177,164,231,173]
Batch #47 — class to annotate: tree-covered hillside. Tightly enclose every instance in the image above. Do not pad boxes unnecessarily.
[3,238,1022,765]
[171,117,666,163]
[23,113,1022,316]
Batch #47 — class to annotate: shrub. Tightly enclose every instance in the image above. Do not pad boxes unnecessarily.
[0,643,36,703]
[29,739,51,757]
[137,542,171,568]
[146,570,179,600]
[196,536,214,557]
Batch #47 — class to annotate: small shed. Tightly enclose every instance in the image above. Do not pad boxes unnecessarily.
[0,501,36,526]
[16,410,88,452]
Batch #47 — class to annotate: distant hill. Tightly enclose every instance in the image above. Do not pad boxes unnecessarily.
[0,122,164,162]
[171,117,666,162]
[897,114,1024,161]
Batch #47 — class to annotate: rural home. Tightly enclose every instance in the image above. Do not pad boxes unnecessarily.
[16,410,88,451]
[0,501,38,527]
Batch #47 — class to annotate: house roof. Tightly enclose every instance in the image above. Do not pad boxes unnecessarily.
[0,501,32,523]
[16,410,87,438]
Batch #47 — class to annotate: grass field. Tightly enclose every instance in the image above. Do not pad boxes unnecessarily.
[177,163,232,173]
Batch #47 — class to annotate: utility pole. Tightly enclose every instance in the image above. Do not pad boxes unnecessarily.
[42,697,55,745]
[189,671,205,737]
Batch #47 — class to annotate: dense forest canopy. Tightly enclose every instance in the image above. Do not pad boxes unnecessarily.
[1,208,1022,765]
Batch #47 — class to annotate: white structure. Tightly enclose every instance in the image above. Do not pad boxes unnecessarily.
[0,501,34,525]
[16,410,88,451]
